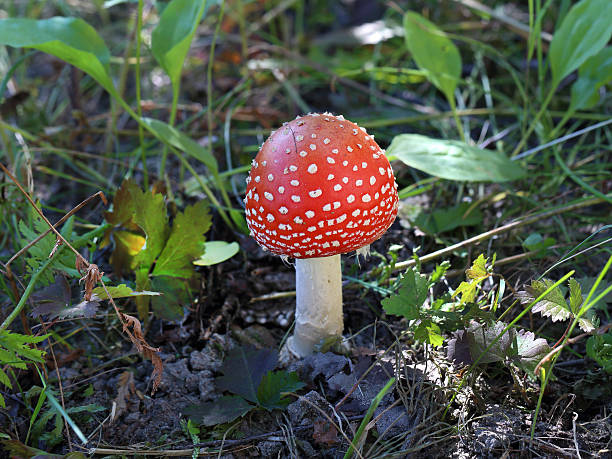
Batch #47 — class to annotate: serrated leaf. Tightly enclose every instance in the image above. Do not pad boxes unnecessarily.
[403,11,461,102]
[153,201,211,278]
[109,230,146,275]
[91,284,161,300]
[215,346,278,403]
[183,395,253,426]
[382,268,429,320]
[570,46,612,111]
[513,329,550,375]
[413,321,444,347]
[517,279,571,322]
[466,254,488,280]
[549,0,612,86]
[193,241,240,266]
[387,134,525,182]
[130,187,170,270]
[467,321,514,364]
[429,261,450,285]
[256,370,305,410]
[0,17,116,95]
[104,179,141,226]
[568,278,583,314]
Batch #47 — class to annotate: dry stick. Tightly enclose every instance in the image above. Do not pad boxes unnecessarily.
[5,190,108,268]
[392,196,606,272]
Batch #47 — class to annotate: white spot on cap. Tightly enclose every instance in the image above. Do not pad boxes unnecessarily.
[296,135,304,141]
[309,189,323,198]
[353,165,358,171]
[342,177,349,184]
[305,210,315,218]
[356,179,363,186]
[327,174,334,180]
[332,149,339,154]
[379,167,386,175]
[323,203,332,211]
[309,144,316,150]
[333,201,341,209]
[278,186,285,194]
[337,214,347,223]
[264,192,274,201]
[347,146,353,152]
[311,133,317,138]
[268,174,274,181]
[266,214,274,222]
[323,138,330,144]
[291,195,301,202]
[370,176,376,185]
[362,194,372,203]
[307,226,317,232]
[299,150,308,157]
[347,194,355,203]
[327,157,335,164]
[333,184,342,191]
[289,165,298,172]
[352,129,358,135]
[285,148,291,154]
[342,160,348,166]
[352,209,361,217]
[362,162,367,168]
[308,164,318,174]
[255,176,261,183]
[291,180,299,186]
[332,240,340,247]
[279,206,288,214]
[294,216,303,224]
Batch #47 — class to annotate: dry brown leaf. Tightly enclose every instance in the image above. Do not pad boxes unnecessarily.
[111,371,136,423]
[79,263,103,301]
[313,419,339,446]
[121,313,163,394]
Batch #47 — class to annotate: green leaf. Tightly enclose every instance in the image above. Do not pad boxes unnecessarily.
[413,202,482,234]
[586,333,612,374]
[452,255,490,304]
[516,279,571,322]
[184,395,253,426]
[382,268,429,320]
[151,0,213,89]
[141,118,218,172]
[215,346,278,404]
[91,284,161,300]
[414,321,444,347]
[429,261,450,285]
[513,329,550,376]
[256,370,305,410]
[522,233,556,253]
[568,278,583,314]
[150,276,190,321]
[387,134,525,182]
[570,46,612,111]
[549,0,612,86]
[193,241,240,266]
[466,254,488,281]
[130,187,170,271]
[154,201,212,278]
[467,321,514,364]
[0,17,116,95]
[403,11,461,102]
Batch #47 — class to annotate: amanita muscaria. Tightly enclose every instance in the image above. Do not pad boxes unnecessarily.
[244,112,399,357]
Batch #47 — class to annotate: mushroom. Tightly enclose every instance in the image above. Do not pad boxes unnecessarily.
[244,112,399,357]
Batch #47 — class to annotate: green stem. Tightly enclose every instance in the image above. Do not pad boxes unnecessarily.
[511,85,555,156]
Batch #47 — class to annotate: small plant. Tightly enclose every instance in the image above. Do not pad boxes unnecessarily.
[184,346,304,427]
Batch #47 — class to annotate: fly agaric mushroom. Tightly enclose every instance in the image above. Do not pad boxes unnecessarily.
[244,112,399,357]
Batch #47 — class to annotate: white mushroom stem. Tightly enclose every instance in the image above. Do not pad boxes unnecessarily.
[287,255,343,357]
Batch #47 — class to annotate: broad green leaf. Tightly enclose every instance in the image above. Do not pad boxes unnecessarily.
[150,276,190,321]
[151,0,212,89]
[413,202,482,234]
[0,17,115,95]
[403,11,461,102]
[522,232,556,253]
[586,333,612,374]
[154,201,212,277]
[513,329,550,376]
[141,118,218,172]
[429,261,450,285]
[183,395,253,426]
[130,187,170,270]
[382,268,429,320]
[452,255,490,304]
[467,321,514,364]
[568,278,583,314]
[387,134,525,182]
[215,346,278,404]
[466,254,488,281]
[104,179,141,226]
[549,0,612,86]
[256,370,305,410]
[414,321,444,347]
[193,241,240,266]
[570,46,612,111]
[91,284,161,300]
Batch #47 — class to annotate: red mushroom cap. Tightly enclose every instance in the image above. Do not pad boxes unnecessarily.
[244,112,399,259]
